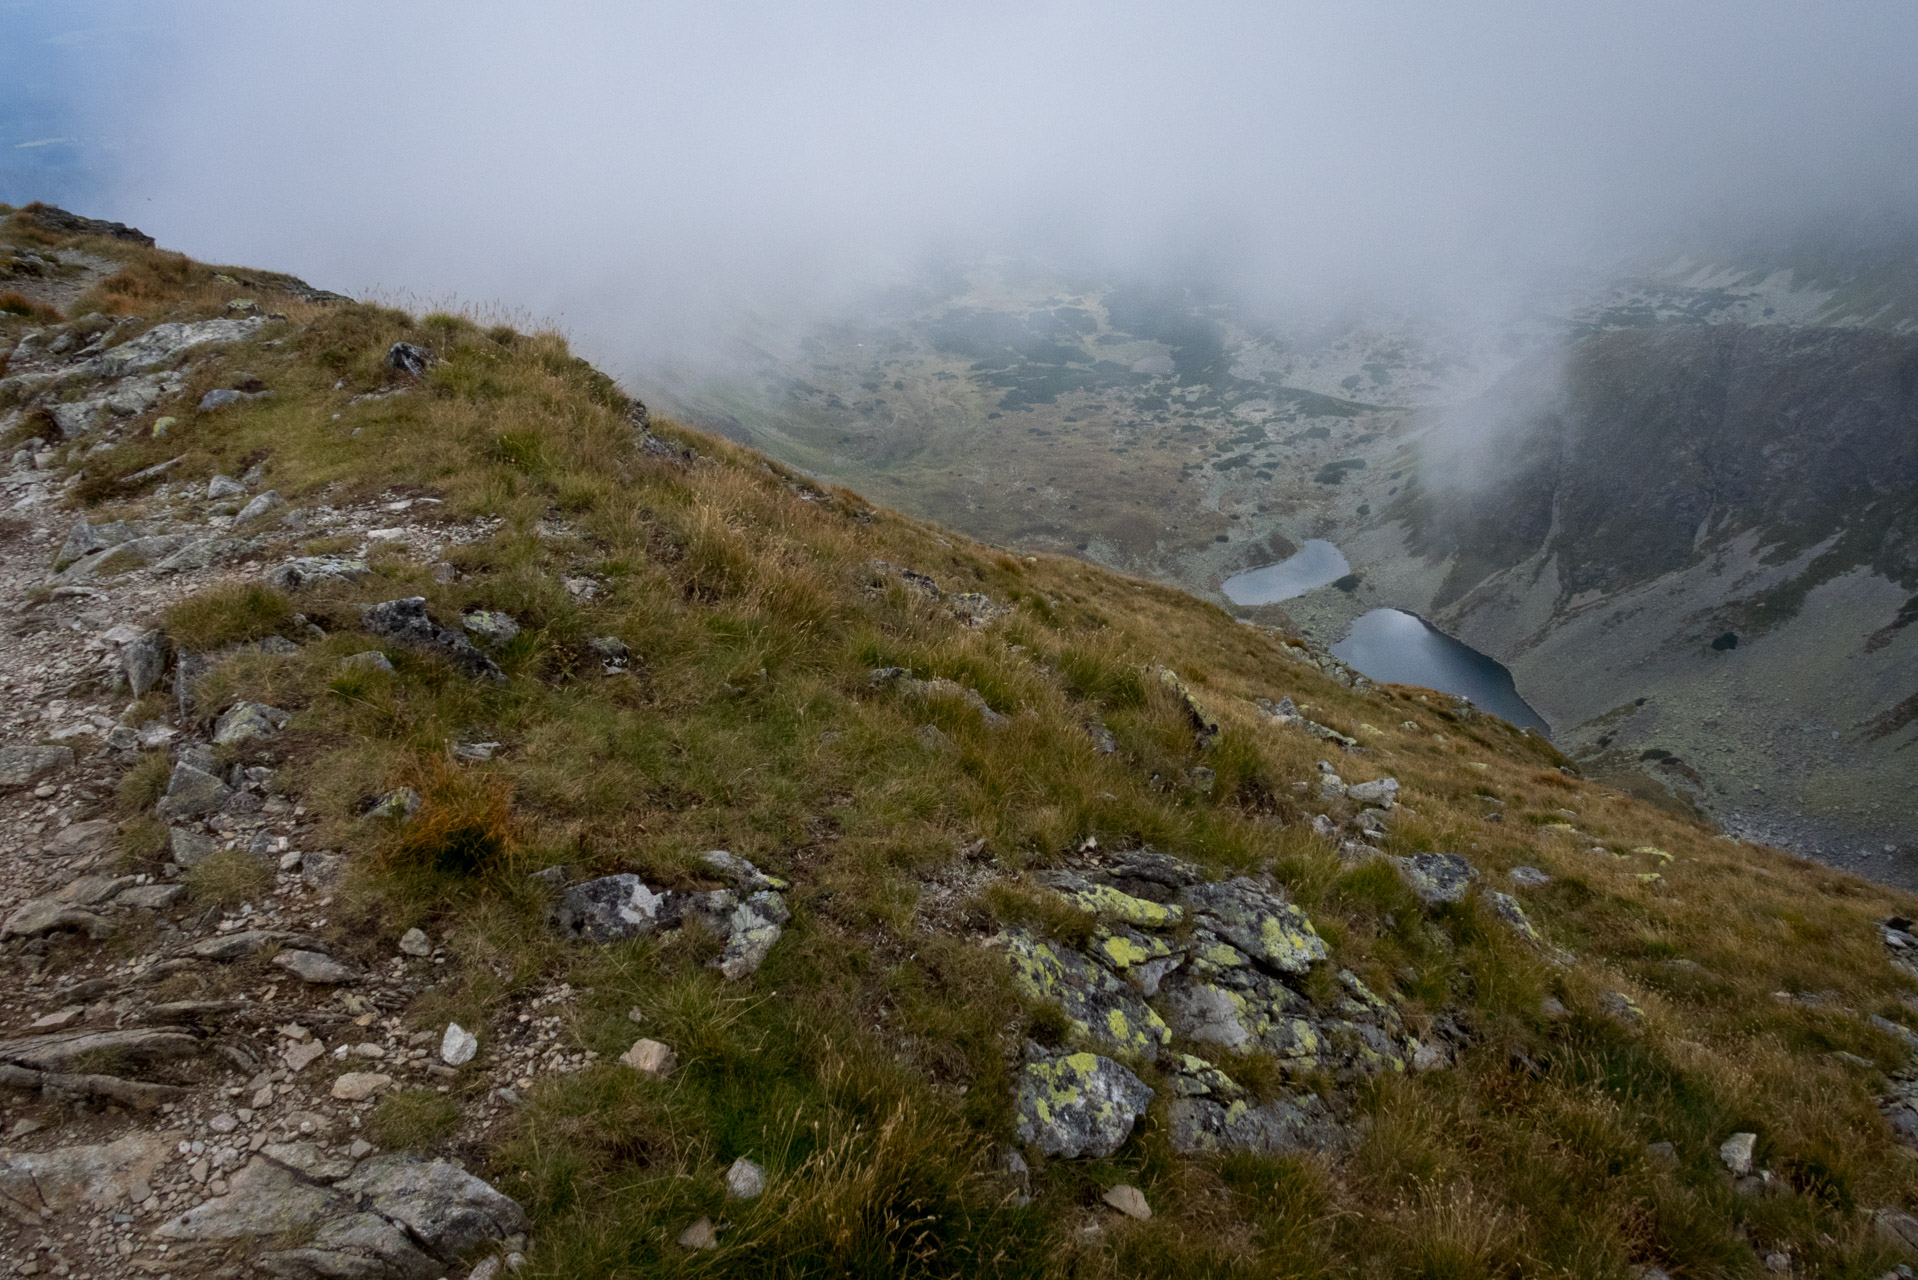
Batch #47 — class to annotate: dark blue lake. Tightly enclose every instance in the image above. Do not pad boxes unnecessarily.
[1331,608,1549,733]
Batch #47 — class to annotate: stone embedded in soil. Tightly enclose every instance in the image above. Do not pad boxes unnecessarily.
[213,699,290,745]
[399,926,432,956]
[1721,1131,1757,1175]
[273,949,359,984]
[441,1021,479,1066]
[462,609,520,645]
[169,825,218,866]
[1102,1183,1151,1219]
[342,647,396,673]
[0,743,75,789]
[725,1156,766,1200]
[619,1038,677,1076]
[1393,852,1479,905]
[366,786,422,820]
[285,1040,327,1073]
[678,1216,719,1250]
[331,1071,394,1101]
[362,596,504,680]
[0,1131,182,1223]
[269,554,371,592]
[551,873,668,942]
[123,627,167,695]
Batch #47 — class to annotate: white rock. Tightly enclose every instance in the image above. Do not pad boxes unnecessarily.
[441,1022,479,1067]
[398,927,432,957]
[1720,1131,1757,1175]
[724,1156,765,1200]
[619,1038,676,1077]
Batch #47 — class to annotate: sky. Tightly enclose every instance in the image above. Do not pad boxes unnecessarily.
[5,1,1918,375]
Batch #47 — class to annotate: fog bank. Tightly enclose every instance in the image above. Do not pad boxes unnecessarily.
[14,1,1918,373]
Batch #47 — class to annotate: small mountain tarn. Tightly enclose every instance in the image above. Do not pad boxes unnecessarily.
[1333,608,1550,733]
[1221,539,1351,606]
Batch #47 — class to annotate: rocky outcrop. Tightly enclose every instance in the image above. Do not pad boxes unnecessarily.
[152,1150,527,1278]
[361,597,504,681]
[999,847,1424,1157]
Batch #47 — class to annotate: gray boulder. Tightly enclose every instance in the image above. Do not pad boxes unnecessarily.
[0,744,75,789]
[551,874,668,942]
[385,342,435,376]
[341,649,395,674]
[0,1131,181,1223]
[1509,865,1551,887]
[235,489,284,523]
[1014,1052,1153,1159]
[362,598,503,681]
[122,628,167,696]
[207,475,246,499]
[0,898,113,941]
[1166,1093,1332,1155]
[1345,777,1399,807]
[214,700,290,746]
[1393,853,1478,905]
[338,1152,529,1262]
[156,758,231,818]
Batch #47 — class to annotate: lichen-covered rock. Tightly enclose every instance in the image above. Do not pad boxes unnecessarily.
[550,873,668,942]
[1084,924,1175,983]
[1181,877,1327,974]
[1005,930,1171,1060]
[1169,1053,1245,1099]
[715,896,785,980]
[1015,1052,1153,1158]
[1157,970,1322,1065]
[462,610,520,645]
[1393,852,1478,905]
[1039,870,1184,929]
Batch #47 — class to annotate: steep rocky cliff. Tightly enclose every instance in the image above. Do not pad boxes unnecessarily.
[1377,323,1918,875]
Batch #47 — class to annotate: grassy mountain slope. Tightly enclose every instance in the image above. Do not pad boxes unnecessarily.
[6,205,1918,1278]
